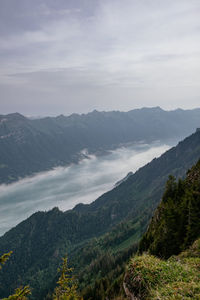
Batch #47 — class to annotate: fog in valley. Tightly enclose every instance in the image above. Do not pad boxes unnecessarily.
[0,142,171,236]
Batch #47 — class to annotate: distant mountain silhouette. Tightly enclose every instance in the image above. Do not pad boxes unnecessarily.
[1,107,200,183]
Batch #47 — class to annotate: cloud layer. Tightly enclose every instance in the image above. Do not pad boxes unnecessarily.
[0,142,170,236]
[0,0,200,115]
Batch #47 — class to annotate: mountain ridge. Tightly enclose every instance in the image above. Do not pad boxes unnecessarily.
[1,107,200,184]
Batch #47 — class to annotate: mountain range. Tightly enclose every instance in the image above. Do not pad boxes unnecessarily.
[0,127,200,299]
[1,107,200,184]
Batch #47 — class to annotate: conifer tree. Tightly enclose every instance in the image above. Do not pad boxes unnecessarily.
[53,256,82,300]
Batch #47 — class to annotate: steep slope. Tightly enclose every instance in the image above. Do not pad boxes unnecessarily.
[1,107,200,183]
[1,130,200,298]
[124,160,200,299]
[139,160,200,258]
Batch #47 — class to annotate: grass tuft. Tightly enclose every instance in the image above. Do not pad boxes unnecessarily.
[125,238,200,299]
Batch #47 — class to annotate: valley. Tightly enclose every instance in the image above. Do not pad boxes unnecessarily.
[1,1,200,299]
[1,107,200,184]
[0,127,200,299]
[0,141,170,236]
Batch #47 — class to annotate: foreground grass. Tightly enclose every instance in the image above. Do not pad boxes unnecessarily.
[125,239,200,299]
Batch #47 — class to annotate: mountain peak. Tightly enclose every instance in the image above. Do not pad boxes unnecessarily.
[6,112,27,121]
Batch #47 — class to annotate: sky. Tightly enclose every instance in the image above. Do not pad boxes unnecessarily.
[0,0,200,116]
[0,141,170,236]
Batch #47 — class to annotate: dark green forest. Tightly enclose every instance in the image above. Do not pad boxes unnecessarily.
[139,160,200,258]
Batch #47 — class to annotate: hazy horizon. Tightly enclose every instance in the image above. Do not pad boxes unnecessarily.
[2,105,200,119]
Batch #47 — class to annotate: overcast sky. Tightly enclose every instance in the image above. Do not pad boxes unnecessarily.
[0,0,200,116]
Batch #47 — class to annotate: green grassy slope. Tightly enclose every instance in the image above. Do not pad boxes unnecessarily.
[125,239,200,300]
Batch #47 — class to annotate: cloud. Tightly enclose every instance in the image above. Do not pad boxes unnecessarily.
[0,141,170,236]
[0,0,200,114]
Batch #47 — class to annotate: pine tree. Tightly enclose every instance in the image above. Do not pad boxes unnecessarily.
[53,256,82,300]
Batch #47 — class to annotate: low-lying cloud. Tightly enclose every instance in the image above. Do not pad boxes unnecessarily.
[0,142,171,236]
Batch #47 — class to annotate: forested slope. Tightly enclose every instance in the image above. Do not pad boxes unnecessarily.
[124,160,200,299]
[139,159,200,258]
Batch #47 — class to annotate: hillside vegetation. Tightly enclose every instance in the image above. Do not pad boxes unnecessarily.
[124,159,200,299]
[139,160,200,258]
[1,130,200,298]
